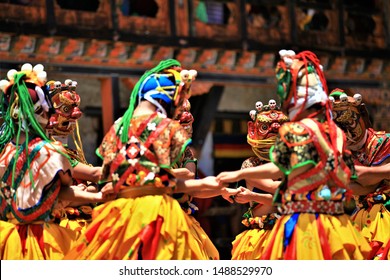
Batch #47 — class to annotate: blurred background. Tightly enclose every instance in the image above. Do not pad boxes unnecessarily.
[0,0,389,259]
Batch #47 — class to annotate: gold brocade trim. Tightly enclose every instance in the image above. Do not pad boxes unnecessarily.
[278,200,344,215]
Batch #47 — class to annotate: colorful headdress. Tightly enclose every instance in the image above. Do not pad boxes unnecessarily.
[138,70,180,116]
[176,99,194,138]
[247,99,289,161]
[0,63,51,151]
[45,79,87,164]
[275,50,328,121]
[329,88,371,149]
[275,50,343,164]
[117,59,196,144]
[0,63,62,190]
[46,79,82,137]
[138,68,197,117]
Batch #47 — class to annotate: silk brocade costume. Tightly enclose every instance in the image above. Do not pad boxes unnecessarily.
[260,119,372,260]
[0,139,77,259]
[351,128,390,259]
[64,113,209,259]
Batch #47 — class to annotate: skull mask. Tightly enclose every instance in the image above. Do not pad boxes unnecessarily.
[330,89,371,150]
[255,101,263,111]
[46,79,82,137]
[268,99,277,110]
[247,100,289,160]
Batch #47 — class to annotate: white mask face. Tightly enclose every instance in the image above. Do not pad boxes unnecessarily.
[288,73,328,120]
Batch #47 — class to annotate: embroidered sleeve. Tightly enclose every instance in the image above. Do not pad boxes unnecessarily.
[97,122,120,169]
[96,123,121,182]
[17,141,72,210]
[370,130,390,166]
[153,120,191,168]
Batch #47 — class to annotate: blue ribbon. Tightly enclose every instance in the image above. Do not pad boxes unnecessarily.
[283,213,299,248]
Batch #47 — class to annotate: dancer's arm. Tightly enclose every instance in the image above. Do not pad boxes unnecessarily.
[354,163,390,187]
[217,162,282,183]
[245,178,280,194]
[184,187,241,202]
[170,166,196,180]
[233,186,274,205]
[73,163,102,183]
[58,171,115,203]
[59,186,115,203]
[349,181,378,196]
[175,176,228,193]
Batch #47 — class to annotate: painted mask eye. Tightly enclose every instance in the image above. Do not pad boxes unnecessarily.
[62,105,70,113]
[261,124,269,131]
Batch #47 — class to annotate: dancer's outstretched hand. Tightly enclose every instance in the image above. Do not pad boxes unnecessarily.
[97,182,116,201]
[71,183,87,191]
[221,187,243,203]
[233,186,254,204]
[217,170,242,183]
[199,176,227,188]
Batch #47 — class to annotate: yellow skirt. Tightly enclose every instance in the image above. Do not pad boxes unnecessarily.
[64,195,209,260]
[352,204,390,259]
[231,228,272,260]
[185,214,219,260]
[56,206,94,239]
[0,220,77,260]
[59,218,90,239]
[260,213,372,260]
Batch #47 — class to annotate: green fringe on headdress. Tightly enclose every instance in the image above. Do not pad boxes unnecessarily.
[0,92,14,151]
[0,73,50,150]
[117,59,181,144]
[0,73,60,190]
